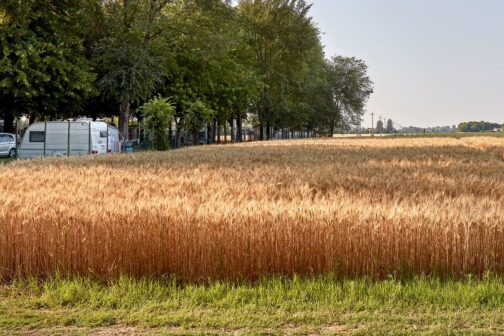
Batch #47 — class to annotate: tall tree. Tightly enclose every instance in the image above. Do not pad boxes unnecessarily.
[91,0,173,139]
[238,0,320,139]
[386,119,394,133]
[325,56,373,136]
[159,0,260,145]
[376,119,384,134]
[0,0,95,132]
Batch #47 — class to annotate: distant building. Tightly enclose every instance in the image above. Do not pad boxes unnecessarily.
[0,119,4,132]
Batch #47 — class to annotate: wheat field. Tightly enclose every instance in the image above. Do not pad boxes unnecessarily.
[1,137,504,281]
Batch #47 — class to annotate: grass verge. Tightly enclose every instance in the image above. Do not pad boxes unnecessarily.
[1,276,503,335]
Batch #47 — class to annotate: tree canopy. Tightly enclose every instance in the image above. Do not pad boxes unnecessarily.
[0,0,95,132]
[458,121,502,132]
[0,0,374,141]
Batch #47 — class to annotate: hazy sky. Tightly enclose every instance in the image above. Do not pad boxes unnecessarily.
[310,0,504,128]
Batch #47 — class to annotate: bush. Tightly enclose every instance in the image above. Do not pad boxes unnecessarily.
[140,96,174,151]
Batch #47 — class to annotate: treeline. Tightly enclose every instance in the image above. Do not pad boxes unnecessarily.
[398,125,457,133]
[398,123,504,134]
[458,121,502,133]
[0,0,373,143]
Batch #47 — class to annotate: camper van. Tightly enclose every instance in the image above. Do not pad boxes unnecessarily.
[19,120,121,159]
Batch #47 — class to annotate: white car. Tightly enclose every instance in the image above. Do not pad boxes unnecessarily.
[0,133,16,158]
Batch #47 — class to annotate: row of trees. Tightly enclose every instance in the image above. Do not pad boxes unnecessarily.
[458,121,502,132]
[398,125,457,134]
[374,119,395,134]
[0,0,373,144]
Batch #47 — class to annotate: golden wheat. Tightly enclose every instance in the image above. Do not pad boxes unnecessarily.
[1,137,504,281]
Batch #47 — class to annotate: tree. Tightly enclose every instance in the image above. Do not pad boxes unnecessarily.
[386,119,394,134]
[458,121,502,132]
[301,43,334,136]
[0,0,95,132]
[186,100,215,145]
[376,120,384,134]
[238,0,321,139]
[140,96,174,151]
[1,0,374,144]
[155,0,261,146]
[324,56,373,136]
[92,0,174,140]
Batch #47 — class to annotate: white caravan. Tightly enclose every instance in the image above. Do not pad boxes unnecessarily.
[19,120,121,159]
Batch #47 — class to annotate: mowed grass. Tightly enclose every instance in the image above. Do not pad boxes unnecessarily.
[2,137,504,281]
[1,276,504,335]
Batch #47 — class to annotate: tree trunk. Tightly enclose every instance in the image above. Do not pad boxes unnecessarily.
[223,121,227,144]
[212,119,217,143]
[236,112,242,143]
[174,123,179,148]
[230,118,235,143]
[175,119,183,148]
[206,123,212,144]
[193,129,198,146]
[119,102,130,140]
[3,109,14,134]
[329,119,335,138]
[176,125,183,148]
[259,122,264,141]
[168,118,173,148]
[217,120,221,143]
[266,122,271,140]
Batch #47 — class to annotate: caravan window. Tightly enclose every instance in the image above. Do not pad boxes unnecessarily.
[29,131,45,142]
[100,130,108,138]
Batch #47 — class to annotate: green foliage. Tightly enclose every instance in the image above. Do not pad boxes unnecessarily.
[386,119,395,133]
[325,56,374,133]
[86,0,174,137]
[186,99,215,143]
[1,0,374,138]
[0,1,95,121]
[186,100,214,133]
[458,121,502,132]
[96,37,161,107]
[140,96,175,151]
[376,119,384,133]
[238,0,322,132]
[159,0,261,137]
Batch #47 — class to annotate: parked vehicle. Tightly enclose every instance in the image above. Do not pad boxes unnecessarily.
[19,120,121,159]
[0,133,16,158]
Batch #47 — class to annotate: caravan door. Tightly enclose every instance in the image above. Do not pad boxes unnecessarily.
[90,122,108,154]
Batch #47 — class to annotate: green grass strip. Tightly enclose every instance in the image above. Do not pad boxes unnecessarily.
[1,275,503,335]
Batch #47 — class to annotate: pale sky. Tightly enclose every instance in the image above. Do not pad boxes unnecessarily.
[310,0,504,128]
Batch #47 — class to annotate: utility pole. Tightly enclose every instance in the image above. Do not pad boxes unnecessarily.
[371,112,375,135]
